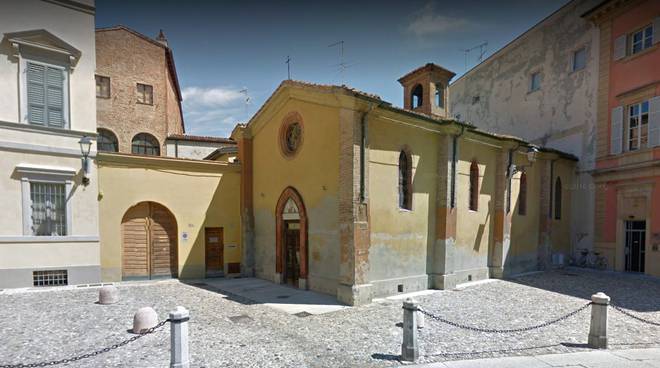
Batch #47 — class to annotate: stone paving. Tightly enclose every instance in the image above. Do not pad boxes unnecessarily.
[1,269,660,367]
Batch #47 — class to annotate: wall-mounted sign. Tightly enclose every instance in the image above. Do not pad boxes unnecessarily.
[181,232,189,242]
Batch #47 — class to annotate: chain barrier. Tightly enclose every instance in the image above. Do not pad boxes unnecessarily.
[418,302,592,333]
[611,304,660,327]
[0,319,170,368]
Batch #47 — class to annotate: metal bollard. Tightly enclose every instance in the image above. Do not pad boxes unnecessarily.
[401,298,419,362]
[170,306,190,368]
[588,292,610,349]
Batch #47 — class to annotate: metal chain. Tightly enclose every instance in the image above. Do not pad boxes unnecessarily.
[418,302,592,333]
[611,304,660,327]
[0,319,170,368]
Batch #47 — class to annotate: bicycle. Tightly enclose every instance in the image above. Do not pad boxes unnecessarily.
[575,248,608,270]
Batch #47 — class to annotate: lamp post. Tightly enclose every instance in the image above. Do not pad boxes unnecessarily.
[506,146,538,212]
[78,136,92,186]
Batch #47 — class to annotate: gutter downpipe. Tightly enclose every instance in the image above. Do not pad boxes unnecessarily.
[451,125,466,208]
[359,103,375,203]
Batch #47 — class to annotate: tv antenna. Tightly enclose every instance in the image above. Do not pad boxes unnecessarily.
[239,87,250,121]
[460,41,488,72]
[328,40,348,84]
[285,55,292,80]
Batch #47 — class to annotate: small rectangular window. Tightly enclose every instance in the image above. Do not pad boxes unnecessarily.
[96,75,110,98]
[30,182,67,236]
[472,96,480,105]
[572,48,586,71]
[629,25,653,55]
[137,83,153,105]
[530,72,541,92]
[627,100,649,151]
[33,270,68,286]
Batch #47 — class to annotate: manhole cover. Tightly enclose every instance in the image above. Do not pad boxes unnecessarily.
[276,295,291,299]
[294,311,312,318]
[228,315,253,323]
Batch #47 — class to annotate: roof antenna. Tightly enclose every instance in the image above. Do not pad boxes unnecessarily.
[285,55,292,80]
[239,87,250,122]
[459,41,488,72]
[328,40,347,85]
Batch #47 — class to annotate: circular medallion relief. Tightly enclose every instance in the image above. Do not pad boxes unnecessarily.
[279,112,304,157]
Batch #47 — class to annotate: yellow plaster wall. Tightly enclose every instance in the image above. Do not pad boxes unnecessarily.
[454,139,496,272]
[97,154,241,281]
[367,116,438,282]
[250,97,341,295]
[509,153,542,272]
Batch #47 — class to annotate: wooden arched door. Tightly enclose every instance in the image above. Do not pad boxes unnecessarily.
[122,202,178,280]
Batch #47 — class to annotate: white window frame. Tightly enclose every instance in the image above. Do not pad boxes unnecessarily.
[629,25,653,56]
[16,165,75,237]
[19,56,70,129]
[529,72,541,92]
[626,100,650,152]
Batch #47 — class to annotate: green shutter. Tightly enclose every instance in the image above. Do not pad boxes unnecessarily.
[26,62,46,125]
[45,66,64,127]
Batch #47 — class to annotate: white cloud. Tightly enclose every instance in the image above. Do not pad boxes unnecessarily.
[181,86,246,137]
[405,3,475,37]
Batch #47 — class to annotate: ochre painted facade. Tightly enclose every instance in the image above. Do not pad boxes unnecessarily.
[97,153,241,281]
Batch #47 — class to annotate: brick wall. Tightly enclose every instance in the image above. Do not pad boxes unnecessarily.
[96,27,183,155]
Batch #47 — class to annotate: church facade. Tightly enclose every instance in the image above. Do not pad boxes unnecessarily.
[234,64,576,305]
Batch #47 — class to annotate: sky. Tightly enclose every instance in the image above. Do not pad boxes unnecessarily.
[96,0,570,138]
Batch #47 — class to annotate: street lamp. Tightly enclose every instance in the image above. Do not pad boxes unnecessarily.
[78,136,92,186]
[506,146,538,213]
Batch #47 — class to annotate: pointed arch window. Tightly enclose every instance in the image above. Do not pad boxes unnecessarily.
[469,160,479,211]
[518,172,527,216]
[411,84,423,108]
[554,177,562,220]
[398,150,412,210]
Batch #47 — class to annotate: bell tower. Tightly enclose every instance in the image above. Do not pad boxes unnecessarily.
[398,63,456,118]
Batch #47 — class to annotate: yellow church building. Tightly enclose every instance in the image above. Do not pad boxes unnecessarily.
[98,63,576,306]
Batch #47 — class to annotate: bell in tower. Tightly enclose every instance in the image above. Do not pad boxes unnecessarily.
[397,63,456,118]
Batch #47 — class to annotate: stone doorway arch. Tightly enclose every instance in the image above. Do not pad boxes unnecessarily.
[275,187,308,289]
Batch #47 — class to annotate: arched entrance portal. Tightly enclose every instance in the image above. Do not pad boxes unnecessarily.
[276,187,308,289]
[121,202,178,280]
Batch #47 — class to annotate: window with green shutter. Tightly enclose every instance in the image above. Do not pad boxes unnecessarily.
[26,61,66,128]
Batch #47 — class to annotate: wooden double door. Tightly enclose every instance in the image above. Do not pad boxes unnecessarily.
[122,202,178,280]
[283,221,300,286]
[205,227,224,277]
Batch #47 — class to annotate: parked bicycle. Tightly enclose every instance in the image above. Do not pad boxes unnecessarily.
[574,248,608,270]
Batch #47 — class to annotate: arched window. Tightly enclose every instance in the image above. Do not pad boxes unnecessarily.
[518,172,527,216]
[435,83,444,108]
[97,128,118,152]
[398,150,412,210]
[554,177,562,220]
[411,84,423,108]
[469,160,479,211]
[131,133,160,156]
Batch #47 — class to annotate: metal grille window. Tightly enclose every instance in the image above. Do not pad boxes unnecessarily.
[30,182,67,236]
[627,100,649,151]
[97,128,119,152]
[137,83,153,105]
[33,270,68,286]
[132,133,160,156]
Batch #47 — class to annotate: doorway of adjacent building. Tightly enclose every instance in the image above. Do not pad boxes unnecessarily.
[624,220,646,273]
[121,202,178,280]
[275,187,308,289]
[205,227,224,277]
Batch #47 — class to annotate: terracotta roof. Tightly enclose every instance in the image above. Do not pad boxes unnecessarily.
[166,134,235,144]
[95,25,185,133]
[397,63,456,84]
[244,79,578,162]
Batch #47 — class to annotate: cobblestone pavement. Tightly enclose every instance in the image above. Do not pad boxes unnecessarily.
[1,269,660,367]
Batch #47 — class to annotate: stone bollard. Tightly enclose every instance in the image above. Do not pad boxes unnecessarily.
[401,298,419,362]
[133,307,158,334]
[417,310,425,329]
[588,292,610,349]
[98,285,119,305]
[170,306,190,368]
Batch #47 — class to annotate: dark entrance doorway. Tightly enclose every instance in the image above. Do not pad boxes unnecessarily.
[283,221,300,286]
[625,220,646,273]
[205,227,224,277]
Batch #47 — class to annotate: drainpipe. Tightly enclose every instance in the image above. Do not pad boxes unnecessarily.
[359,104,374,203]
[450,125,466,208]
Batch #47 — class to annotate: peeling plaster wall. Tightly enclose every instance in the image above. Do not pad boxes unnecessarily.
[449,0,600,255]
[251,98,341,296]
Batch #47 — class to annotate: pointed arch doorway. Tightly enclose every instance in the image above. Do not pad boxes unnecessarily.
[276,187,308,289]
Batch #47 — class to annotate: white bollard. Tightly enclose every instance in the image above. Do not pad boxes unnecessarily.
[588,292,610,349]
[98,285,119,305]
[133,307,158,334]
[401,298,419,362]
[417,310,425,329]
[170,306,190,368]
